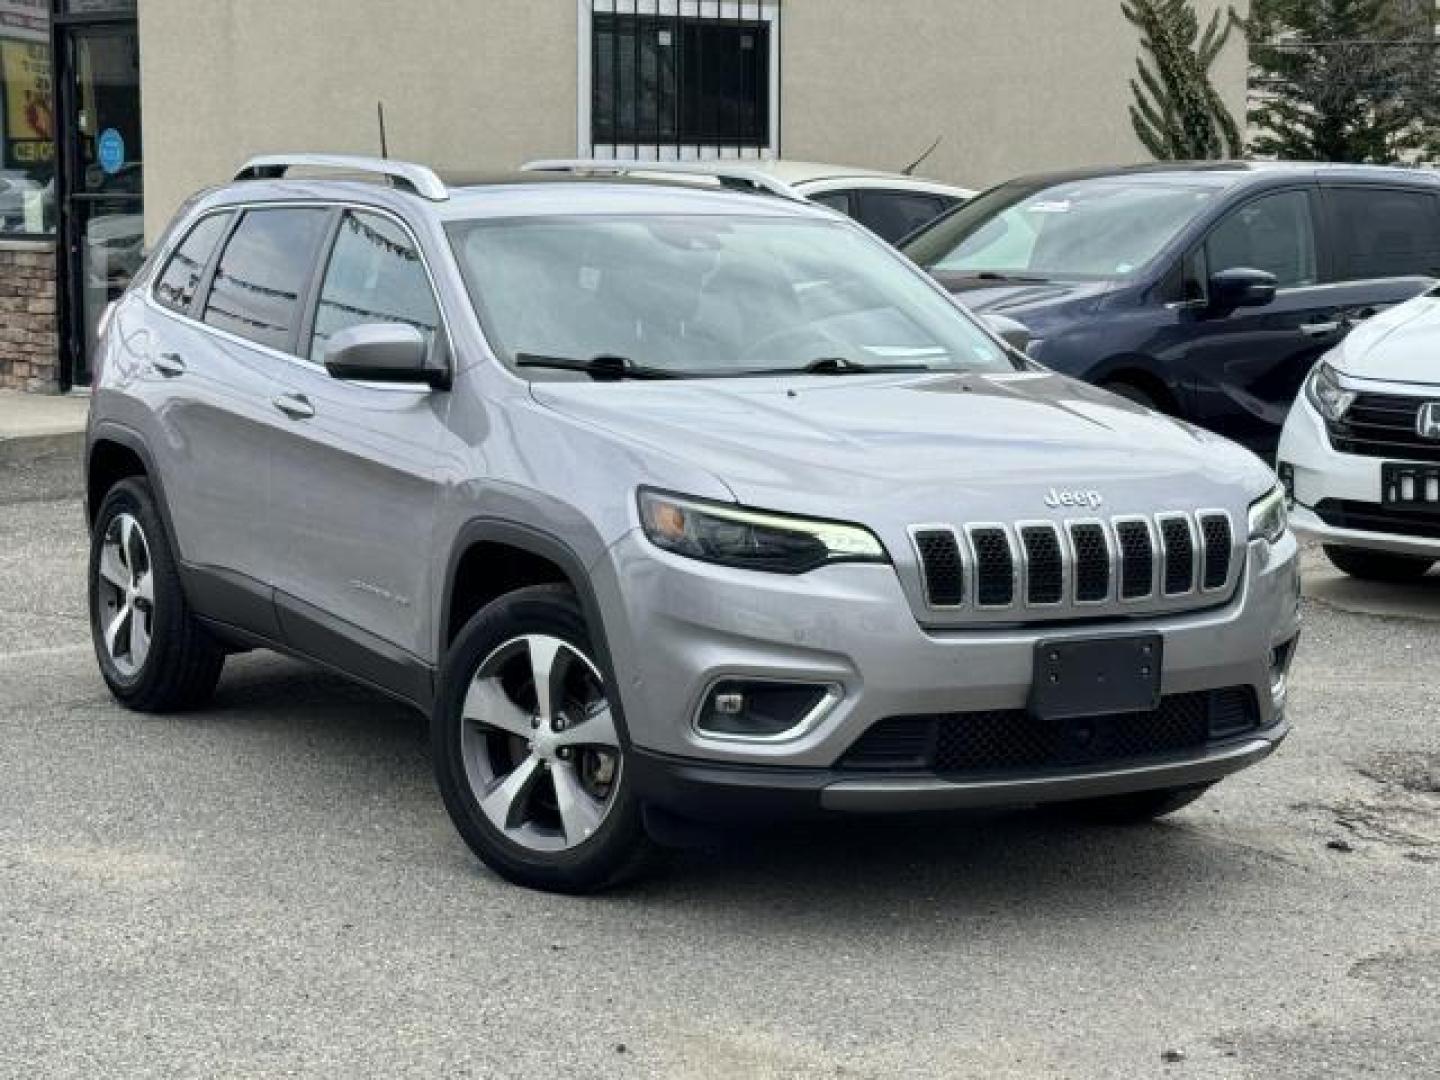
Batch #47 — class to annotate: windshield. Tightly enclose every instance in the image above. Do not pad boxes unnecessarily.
[446,214,1013,378]
[902,177,1221,281]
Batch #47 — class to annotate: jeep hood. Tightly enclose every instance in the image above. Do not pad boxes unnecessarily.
[531,371,1272,521]
[1329,291,1440,384]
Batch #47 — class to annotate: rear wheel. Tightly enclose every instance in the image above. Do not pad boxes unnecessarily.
[431,584,652,893]
[1056,783,1211,825]
[1323,545,1435,582]
[88,478,225,711]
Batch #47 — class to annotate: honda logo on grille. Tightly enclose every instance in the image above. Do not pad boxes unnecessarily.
[1418,402,1440,440]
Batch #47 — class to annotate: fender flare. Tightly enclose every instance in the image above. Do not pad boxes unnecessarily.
[86,421,184,559]
[438,519,635,747]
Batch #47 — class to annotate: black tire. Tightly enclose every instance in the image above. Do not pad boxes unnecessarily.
[88,478,225,712]
[431,584,653,893]
[1323,545,1435,583]
[1056,783,1212,825]
[1102,379,1161,411]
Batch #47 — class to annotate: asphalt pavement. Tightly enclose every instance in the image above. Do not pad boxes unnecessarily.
[1,453,1437,1079]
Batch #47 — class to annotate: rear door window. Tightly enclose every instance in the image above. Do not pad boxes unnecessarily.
[154,212,232,315]
[855,190,948,243]
[1326,186,1440,281]
[202,207,331,353]
[1204,189,1318,289]
[308,210,441,364]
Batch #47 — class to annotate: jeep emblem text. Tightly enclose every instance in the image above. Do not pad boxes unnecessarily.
[1044,487,1104,510]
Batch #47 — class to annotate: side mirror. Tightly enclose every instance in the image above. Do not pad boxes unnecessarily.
[1207,267,1278,314]
[981,312,1033,354]
[323,323,446,388]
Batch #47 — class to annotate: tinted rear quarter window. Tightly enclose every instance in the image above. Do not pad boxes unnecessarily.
[202,207,330,353]
[857,190,947,243]
[1328,186,1440,281]
[154,212,232,315]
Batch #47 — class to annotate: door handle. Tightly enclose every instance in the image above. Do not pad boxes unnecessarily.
[152,352,186,377]
[1300,320,1343,338]
[272,392,315,420]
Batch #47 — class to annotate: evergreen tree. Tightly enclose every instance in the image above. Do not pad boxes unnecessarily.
[1122,0,1245,160]
[1245,0,1439,162]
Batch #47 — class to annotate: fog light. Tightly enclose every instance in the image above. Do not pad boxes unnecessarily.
[695,680,839,740]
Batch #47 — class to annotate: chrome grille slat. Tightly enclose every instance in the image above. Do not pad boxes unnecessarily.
[911,510,1241,620]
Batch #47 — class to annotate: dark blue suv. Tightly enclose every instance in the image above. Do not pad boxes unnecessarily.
[901,163,1440,453]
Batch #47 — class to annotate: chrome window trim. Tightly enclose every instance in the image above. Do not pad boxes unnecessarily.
[142,197,457,394]
[908,523,967,611]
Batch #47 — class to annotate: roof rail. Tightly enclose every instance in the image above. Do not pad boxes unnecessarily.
[521,158,804,202]
[233,154,449,201]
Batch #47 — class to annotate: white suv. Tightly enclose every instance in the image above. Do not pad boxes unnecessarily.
[1280,288,1440,580]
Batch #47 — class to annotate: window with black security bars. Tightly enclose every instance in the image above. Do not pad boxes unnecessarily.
[592,2,774,156]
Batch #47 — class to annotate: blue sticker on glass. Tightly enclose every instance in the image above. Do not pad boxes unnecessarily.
[97,128,125,175]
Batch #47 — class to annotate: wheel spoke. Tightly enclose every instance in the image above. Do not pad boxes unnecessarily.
[98,543,129,590]
[462,677,533,739]
[129,609,151,669]
[553,701,619,749]
[525,636,565,722]
[118,517,137,578]
[103,603,131,659]
[552,761,607,845]
[479,752,544,831]
[134,571,154,604]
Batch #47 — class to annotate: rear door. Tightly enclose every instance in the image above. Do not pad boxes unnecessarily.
[1167,186,1340,450]
[1316,183,1440,322]
[265,207,449,687]
[147,205,329,632]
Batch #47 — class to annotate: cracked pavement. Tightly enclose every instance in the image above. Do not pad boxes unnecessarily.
[0,455,1436,1078]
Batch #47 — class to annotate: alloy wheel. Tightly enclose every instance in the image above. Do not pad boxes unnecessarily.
[459,634,622,853]
[96,512,155,678]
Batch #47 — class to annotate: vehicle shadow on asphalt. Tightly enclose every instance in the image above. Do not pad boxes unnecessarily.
[206,654,1281,916]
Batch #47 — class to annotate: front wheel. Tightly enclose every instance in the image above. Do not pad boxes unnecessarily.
[1055,783,1212,825]
[1323,545,1435,582]
[431,584,653,893]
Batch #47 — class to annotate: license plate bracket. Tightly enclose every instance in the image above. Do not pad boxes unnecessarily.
[1382,463,1440,507]
[1029,634,1163,721]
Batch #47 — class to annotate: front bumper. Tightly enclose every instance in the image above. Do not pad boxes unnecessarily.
[1279,388,1440,557]
[593,521,1300,815]
[630,726,1286,819]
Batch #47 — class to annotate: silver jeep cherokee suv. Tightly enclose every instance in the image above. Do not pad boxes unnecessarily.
[85,155,1299,892]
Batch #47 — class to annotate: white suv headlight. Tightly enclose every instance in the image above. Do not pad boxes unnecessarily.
[1248,484,1289,544]
[1304,360,1356,422]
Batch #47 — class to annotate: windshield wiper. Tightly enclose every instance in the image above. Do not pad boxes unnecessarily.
[739,356,935,377]
[514,352,681,381]
[973,271,1052,284]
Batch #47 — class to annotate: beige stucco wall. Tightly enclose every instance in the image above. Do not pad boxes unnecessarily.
[138,0,579,240]
[139,0,1249,239]
[779,0,1249,189]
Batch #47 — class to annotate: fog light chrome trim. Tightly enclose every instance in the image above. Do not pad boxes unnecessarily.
[691,678,844,744]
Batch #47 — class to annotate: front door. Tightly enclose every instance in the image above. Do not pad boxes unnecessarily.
[1171,187,1334,453]
[56,17,142,388]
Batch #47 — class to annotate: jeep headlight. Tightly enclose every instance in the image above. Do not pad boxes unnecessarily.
[1248,484,1289,545]
[638,489,887,574]
[1304,360,1356,422]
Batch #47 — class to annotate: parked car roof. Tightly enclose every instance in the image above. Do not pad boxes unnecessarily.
[995,160,1440,191]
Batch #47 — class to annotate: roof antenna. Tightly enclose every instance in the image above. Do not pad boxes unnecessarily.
[377,101,389,160]
[902,135,942,176]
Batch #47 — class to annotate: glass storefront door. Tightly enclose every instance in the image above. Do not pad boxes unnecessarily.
[56,14,140,386]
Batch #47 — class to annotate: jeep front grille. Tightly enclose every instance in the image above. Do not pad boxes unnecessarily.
[911,510,1239,623]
